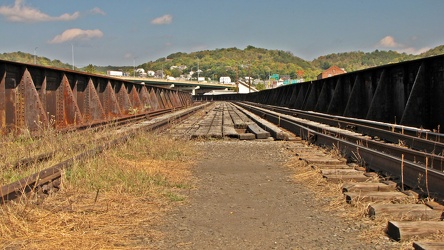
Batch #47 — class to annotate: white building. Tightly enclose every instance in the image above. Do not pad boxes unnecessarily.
[135,68,147,77]
[107,70,123,77]
[219,76,232,84]
[237,80,258,94]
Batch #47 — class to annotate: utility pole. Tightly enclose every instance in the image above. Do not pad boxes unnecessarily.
[236,65,239,93]
[133,57,138,77]
[248,63,251,93]
[71,44,75,70]
[197,58,200,82]
[161,57,166,79]
[34,47,38,64]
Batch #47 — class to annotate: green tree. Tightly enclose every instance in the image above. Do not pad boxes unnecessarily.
[84,64,96,74]
[256,82,266,91]
[171,68,181,78]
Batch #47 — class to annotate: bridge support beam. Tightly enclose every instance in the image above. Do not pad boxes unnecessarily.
[0,60,192,134]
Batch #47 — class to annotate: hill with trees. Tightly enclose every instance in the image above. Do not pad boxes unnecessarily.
[0,51,73,69]
[311,50,417,72]
[2,45,444,82]
[418,45,444,58]
[141,46,319,82]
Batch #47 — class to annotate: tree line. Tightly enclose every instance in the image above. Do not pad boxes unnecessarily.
[2,44,444,82]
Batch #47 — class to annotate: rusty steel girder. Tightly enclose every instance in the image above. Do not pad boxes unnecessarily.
[0,60,192,134]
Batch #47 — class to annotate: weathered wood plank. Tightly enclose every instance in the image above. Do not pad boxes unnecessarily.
[413,242,444,250]
[367,204,443,220]
[223,125,239,138]
[426,201,444,211]
[247,123,271,139]
[342,182,397,193]
[324,174,373,183]
[320,169,363,175]
[387,221,444,241]
[344,191,411,203]
[311,164,353,170]
[239,133,256,140]
[232,103,290,140]
[299,157,346,165]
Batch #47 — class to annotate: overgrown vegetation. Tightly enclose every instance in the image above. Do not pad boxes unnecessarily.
[0,123,120,185]
[0,130,197,248]
[0,51,73,69]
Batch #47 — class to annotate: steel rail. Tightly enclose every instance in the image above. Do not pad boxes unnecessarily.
[56,107,178,134]
[186,103,216,136]
[238,102,444,169]
[243,102,444,154]
[1,104,206,204]
[2,106,186,171]
[235,102,444,197]
[238,103,444,171]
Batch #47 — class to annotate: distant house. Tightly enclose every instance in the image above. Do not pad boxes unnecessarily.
[170,65,187,71]
[154,70,164,78]
[135,68,147,77]
[317,65,347,79]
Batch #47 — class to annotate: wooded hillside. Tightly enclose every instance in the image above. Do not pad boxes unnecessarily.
[141,46,319,81]
[0,51,73,69]
[2,44,443,81]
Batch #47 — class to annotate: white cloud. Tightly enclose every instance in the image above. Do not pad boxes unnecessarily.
[49,28,103,44]
[124,53,134,59]
[151,14,173,25]
[378,36,399,48]
[377,35,428,55]
[0,0,79,22]
[90,7,106,16]
[400,46,430,55]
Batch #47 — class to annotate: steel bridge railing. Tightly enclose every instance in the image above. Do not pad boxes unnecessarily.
[195,54,444,131]
[0,60,192,134]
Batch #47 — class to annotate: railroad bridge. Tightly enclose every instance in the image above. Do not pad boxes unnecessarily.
[2,55,444,133]
[2,56,444,247]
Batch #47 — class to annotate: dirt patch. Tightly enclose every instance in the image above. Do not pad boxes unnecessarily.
[152,140,399,249]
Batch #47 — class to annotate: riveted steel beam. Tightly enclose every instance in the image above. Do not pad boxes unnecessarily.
[0,60,192,134]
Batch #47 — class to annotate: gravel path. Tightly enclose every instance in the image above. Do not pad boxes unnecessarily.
[152,140,393,249]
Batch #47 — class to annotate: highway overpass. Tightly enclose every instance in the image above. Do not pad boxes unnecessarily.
[123,77,235,95]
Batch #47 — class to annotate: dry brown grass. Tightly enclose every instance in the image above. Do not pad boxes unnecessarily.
[0,130,197,249]
[0,125,114,185]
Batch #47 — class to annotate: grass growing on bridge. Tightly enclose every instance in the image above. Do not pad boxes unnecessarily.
[0,130,197,249]
[0,126,113,184]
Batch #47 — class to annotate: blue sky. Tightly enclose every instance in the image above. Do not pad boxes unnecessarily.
[1,0,443,67]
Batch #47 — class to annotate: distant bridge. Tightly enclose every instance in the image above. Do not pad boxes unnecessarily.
[123,77,235,95]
